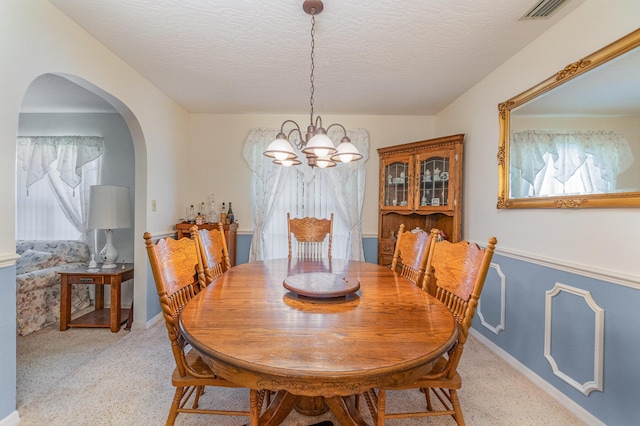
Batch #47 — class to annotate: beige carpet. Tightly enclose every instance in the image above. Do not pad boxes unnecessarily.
[17,319,585,425]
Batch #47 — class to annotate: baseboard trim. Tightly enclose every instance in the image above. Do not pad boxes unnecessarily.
[469,328,605,426]
[0,411,20,426]
[145,311,163,328]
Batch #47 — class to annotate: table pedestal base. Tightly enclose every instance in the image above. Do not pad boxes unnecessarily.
[295,396,330,416]
[259,391,368,426]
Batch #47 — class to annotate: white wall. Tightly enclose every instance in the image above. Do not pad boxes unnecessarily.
[1,0,190,420]
[1,0,192,317]
[436,0,640,278]
[188,114,435,236]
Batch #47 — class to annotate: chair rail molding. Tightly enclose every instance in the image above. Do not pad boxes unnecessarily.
[544,283,604,396]
[0,252,20,269]
[477,263,506,335]
[495,246,639,290]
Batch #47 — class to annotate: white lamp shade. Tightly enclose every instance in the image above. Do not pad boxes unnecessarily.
[264,137,298,161]
[88,185,132,230]
[331,140,363,163]
[302,133,337,158]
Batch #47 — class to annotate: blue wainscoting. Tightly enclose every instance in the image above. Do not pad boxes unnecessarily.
[146,260,161,321]
[362,237,378,264]
[236,233,252,265]
[474,253,640,426]
[0,263,17,422]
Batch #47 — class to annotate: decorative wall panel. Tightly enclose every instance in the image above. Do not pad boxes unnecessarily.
[544,283,604,396]
[477,263,506,335]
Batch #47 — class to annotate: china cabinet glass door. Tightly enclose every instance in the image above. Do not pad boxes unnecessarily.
[416,149,455,210]
[382,157,413,210]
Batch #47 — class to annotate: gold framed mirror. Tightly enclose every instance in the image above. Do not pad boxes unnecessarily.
[498,28,640,208]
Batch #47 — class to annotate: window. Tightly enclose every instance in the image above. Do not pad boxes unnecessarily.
[262,167,344,259]
[243,128,369,261]
[510,130,633,197]
[16,136,104,240]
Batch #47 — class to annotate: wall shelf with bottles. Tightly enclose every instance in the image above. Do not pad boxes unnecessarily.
[378,134,464,266]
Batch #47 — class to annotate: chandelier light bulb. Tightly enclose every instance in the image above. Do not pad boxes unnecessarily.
[273,157,302,167]
[339,153,353,163]
[275,151,289,161]
[316,155,336,168]
[315,148,330,158]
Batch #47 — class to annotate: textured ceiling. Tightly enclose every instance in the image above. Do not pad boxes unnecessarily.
[30,0,584,115]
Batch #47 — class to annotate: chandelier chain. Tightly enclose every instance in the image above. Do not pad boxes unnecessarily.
[309,10,316,125]
[263,1,362,168]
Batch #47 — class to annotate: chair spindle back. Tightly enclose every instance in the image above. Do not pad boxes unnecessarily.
[287,213,333,259]
[192,223,231,285]
[144,232,205,375]
[391,224,432,286]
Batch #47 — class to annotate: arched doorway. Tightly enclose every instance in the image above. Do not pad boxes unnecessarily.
[15,73,148,406]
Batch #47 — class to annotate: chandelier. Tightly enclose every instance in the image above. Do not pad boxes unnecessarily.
[263,0,362,168]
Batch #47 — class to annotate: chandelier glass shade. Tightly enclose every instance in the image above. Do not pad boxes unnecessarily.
[263,0,362,169]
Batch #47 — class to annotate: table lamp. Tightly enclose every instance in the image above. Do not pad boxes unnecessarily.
[88,185,132,268]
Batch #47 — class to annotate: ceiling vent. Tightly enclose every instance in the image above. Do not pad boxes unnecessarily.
[521,0,570,19]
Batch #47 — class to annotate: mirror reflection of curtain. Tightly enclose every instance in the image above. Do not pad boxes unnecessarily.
[242,127,369,261]
[510,130,633,197]
[16,136,104,240]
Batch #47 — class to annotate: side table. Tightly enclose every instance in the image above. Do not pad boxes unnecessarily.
[59,263,134,332]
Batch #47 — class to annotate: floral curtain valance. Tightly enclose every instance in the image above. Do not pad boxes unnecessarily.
[510,130,634,185]
[17,136,105,189]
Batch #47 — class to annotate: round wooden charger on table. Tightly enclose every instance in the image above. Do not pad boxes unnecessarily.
[283,272,360,298]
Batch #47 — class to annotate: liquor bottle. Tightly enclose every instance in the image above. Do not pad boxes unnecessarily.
[208,193,219,223]
[220,202,227,225]
[187,205,196,223]
[195,211,204,225]
[227,202,235,224]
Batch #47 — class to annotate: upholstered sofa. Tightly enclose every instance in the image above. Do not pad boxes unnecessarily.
[16,240,92,336]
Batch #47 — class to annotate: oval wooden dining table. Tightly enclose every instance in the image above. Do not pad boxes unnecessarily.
[179,258,457,426]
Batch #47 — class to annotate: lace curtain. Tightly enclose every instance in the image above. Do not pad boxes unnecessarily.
[16,136,104,239]
[510,130,633,197]
[243,127,369,261]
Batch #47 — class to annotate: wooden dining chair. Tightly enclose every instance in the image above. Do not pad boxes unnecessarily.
[143,232,266,425]
[287,212,334,259]
[191,223,231,286]
[363,229,497,425]
[390,224,433,286]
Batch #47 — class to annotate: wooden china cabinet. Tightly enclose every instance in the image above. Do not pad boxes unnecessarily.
[377,134,464,267]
